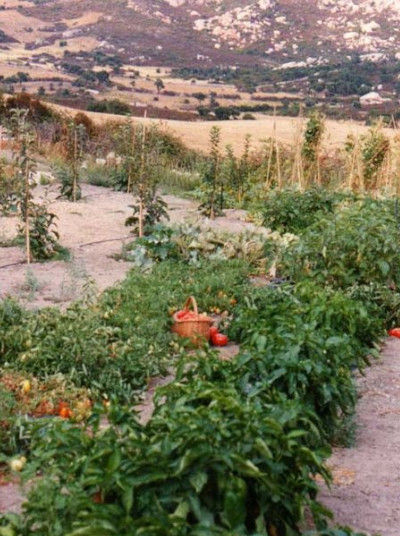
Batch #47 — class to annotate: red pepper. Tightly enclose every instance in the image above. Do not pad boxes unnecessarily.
[209,326,219,337]
[388,328,400,338]
[211,333,229,347]
[59,406,72,419]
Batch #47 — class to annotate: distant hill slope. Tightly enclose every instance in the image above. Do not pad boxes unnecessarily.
[5,0,400,68]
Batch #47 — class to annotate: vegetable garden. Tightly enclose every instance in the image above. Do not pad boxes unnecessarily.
[1,95,400,535]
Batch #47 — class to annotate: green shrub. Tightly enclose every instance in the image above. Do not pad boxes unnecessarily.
[87,98,131,115]
[0,385,16,456]
[256,188,346,234]
[82,163,115,188]
[284,199,400,288]
[13,380,330,536]
[228,281,384,434]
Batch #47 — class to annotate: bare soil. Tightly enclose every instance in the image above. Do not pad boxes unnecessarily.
[320,337,400,536]
[0,183,262,309]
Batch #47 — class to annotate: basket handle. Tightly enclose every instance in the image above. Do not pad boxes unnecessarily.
[183,296,198,315]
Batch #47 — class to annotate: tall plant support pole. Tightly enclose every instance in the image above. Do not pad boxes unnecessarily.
[72,126,78,203]
[291,109,305,190]
[138,111,147,238]
[127,124,135,194]
[275,134,282,189]
[239,134,250,202]
[24,162,31,265]
[316,141,321,186]
[208,126,221,220]
[272,110,282,189]
[265,108,278,190]
[265,136,274,190]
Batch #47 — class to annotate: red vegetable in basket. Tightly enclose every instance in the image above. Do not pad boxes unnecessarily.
[211,333,229,347]
[176,310,199,321]
[388,328,400,338]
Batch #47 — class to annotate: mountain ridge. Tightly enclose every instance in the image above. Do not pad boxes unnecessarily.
[5,0,400,68]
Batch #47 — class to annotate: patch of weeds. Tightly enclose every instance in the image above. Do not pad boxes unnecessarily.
[331,412,357,448]
[51,245,70,262]
[19,269,42,302]
[82,164,115,188]
[0,235,20,248]
[54,257,89,303]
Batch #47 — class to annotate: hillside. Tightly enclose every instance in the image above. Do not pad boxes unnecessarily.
[0,0,400,122]
[7,0,400,67]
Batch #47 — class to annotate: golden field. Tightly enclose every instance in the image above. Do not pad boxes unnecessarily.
[50,102,393,155]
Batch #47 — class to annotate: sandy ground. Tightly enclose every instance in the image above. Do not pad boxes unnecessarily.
[0,183,134,308]
[0,183,263,309]
[320,337,400,535]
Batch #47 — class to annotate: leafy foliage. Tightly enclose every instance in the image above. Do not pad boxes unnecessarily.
[198,126,224,218]
[0,260,250,403]
[58,121,87,201]
[125,189,169,235]
[20,204,61,261]
[0,189,393,536]
[256,188,345,234]
[302,112,325,165]
[284,199,400,288]
[229,281,384,435]
[361,126,390,190]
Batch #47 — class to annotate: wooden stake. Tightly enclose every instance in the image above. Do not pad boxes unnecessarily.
[138,110,147,238]
[72,127,78,202]
[24,166,31,264]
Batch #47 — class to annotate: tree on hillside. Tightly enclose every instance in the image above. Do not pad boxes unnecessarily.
[193,92,206,103]
[155,78,165,95]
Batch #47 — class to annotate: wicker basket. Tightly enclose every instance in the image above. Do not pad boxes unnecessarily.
[172,296,213,346]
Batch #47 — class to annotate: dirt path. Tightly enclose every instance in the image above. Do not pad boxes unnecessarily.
[320,337,400,536]
[0,183,260,309]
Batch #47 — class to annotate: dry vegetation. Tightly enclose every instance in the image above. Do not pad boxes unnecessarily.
[48,101,393,156]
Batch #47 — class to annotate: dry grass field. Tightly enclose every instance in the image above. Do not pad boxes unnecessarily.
[50,102,392,155]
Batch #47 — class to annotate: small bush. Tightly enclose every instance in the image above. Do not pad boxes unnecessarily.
[284,199,400,288]
[87,98,131,115]
[256,187,345,234]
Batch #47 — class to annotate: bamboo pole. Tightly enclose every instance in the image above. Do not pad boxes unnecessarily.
[24,165,31,265]
[138,110,147,238]
[72,127,78,202]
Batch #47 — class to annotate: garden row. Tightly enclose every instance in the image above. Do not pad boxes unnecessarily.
[1,191,399,534]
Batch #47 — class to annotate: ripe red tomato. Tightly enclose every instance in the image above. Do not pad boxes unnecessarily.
[209,326,219,337]
[59,406,72,419]
[388,328,400,338]
[211,333,228,347]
